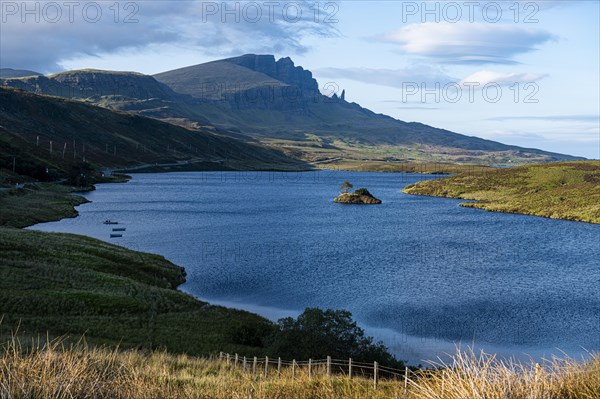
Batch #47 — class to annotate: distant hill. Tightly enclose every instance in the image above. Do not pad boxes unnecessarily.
[0,68,42,78]
[0,56,584,165]
[154,55,583,163]
[0,69,215,130]
[154,56,290,101]
[2,69,171,99]
[0,87,305,182]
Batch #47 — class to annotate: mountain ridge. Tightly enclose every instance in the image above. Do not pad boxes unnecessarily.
[0,68,42,78]
[0,55,584,165]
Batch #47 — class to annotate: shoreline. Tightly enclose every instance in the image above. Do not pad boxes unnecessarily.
[0,175,278,356]
[402,161,600,225]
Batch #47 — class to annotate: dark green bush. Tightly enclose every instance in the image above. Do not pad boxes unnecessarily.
[267,308,403,368]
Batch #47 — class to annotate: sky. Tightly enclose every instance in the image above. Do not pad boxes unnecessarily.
[1,0,599,158]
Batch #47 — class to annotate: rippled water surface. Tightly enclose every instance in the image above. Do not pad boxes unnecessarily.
[31,171,600,363]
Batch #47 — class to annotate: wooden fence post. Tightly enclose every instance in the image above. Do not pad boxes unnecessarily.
[226,353,230,366]
[404,367,409,391]
[243,356,247,371]
[308,358,312,379]
[327,356,331,377]
[349,358,352,379]
[374,361,378,389]
[278,357,282,376]
[292,360,296,380]
[219,352,223,361]
[441,370,445,397]
[253,356,257,375]
[265,356,269,377]
[234,353,238,368]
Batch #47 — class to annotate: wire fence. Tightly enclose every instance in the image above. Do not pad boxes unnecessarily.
[218,352,412,389]
[218,351,599,391]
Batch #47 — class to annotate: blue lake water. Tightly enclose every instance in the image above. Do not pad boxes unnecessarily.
[30,171,600,364]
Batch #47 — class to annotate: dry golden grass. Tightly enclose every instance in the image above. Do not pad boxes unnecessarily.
[2,334,599,399]
[411,348,600,399]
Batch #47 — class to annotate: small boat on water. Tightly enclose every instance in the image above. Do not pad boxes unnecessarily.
[112,227,126,232]
[103,220,119,225]
[110,233,123,238]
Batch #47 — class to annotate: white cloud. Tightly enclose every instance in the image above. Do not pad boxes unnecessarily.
[483,129,599,144]
[460,71,547,87]
[488,115,600,122]
[314,66,455,88]
[0,0,339,73]
[379,22,555,64]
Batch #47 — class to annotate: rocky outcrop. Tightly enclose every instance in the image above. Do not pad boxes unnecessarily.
[334,190,382,204]
[225,54,319,98]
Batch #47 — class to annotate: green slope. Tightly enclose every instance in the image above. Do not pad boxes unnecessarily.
[0,184,273,354]
[0,87,306,183]
[402,161,600,223]
[153,60,287,100]
[0,184,89,228]
[0,226,273,354]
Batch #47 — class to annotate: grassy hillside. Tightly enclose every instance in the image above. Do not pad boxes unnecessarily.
[153,59,287,100]
[0,182,274,356]
[0,87,306,184]
[0,227,273,355]
[2,337,598,399]
[262,136,558,169]
[314,159,492,174]
[0,69,222,130]
[403,161,600,224]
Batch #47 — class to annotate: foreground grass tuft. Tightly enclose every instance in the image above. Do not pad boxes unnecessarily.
[411,348,600,399]
[1,334,598,399]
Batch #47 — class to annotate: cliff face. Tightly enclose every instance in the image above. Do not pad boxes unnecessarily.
[225,54,319,97]
[221,54,321,110]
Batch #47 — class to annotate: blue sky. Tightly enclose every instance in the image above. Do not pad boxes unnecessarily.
[1,0,598,158]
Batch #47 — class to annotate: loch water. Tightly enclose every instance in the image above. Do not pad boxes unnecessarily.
[31,171,600,364]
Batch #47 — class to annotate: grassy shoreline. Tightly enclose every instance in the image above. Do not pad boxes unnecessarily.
[403,161,600,224]
[0,183,90,228]
[0,180,274,356]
